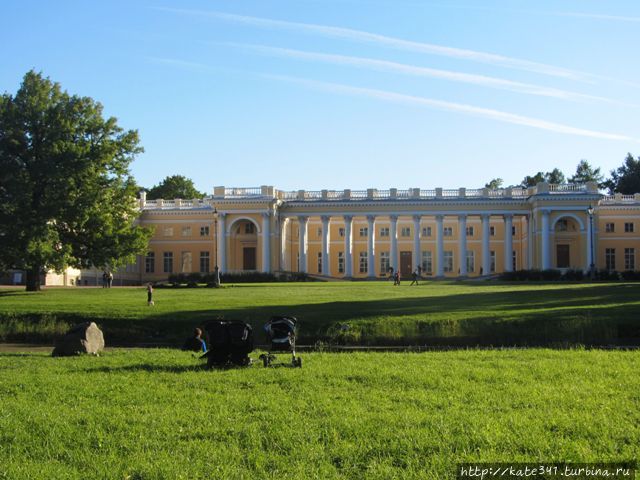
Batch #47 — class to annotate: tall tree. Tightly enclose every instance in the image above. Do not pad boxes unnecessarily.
[520,172,545,187]
[0,71,152,291]
[484,178,503,189]
[146,175,204,200]
[568,160,604,185]
[544,168,565,185]
[520,169,566,187]
[603,153,640,195]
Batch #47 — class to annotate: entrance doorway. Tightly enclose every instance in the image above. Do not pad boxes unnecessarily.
[556,245,570,268]
[400,251,412,277]
[243,247,256,270]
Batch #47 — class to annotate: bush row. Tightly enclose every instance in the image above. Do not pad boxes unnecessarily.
[500,269,640,281]
[162,271,314,287]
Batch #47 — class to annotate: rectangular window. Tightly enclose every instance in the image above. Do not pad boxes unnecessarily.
[490,226,495,237]
[421,251,432,274]
[360,227,368,237]
[317,252,322,274]
[512,226,516,236]
[605,223,615,233]
[625,222,634,233]
[443,227,453,237]
[339,228,345,237]
[605,248,616,271]
[466,226,474,237]
[163,227,173,237]
[466,250,475,273]
[145,252,155,273]
[401,227,411,237]
[200,226,209,236]
[443,251,453,273]
[182,226,191,237]
[199,251,210,273]
[490,251,496,273]
[380,251,390,274]
[625,248,635,270]
[181,251,192,273]
[163,252,173,273]
[338,252,344,274]
[359,251,368,273]
[380,227,390,237]
[422,227,432,237]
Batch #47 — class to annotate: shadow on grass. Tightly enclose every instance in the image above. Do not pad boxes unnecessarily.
[3,284,639,346]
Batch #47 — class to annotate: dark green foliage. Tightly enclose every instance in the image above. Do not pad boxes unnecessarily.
[603,153,640,194]
[146,175,204,200]
[0,71,152,291]
[484,178,503,189]
[500,269,563,281]
[568,159,604,186]
[520,168,566,187]
[166,271,313,285]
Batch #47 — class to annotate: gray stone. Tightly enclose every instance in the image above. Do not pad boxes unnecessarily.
[52,322,105,357]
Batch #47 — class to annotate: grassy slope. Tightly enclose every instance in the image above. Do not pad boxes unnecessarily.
[0,349,638,479]
[1,282,640,345]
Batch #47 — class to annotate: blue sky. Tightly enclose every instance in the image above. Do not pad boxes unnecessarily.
[2,0,639,192]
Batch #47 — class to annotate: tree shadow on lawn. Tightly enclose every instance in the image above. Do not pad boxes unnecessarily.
[83,362,207,374]
[134,284,640,346]
[4,284,639,346]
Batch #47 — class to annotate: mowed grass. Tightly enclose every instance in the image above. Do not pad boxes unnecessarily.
[1,281,640,345]
[0,349,638,479]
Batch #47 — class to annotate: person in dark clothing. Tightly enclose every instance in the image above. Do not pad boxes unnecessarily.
[410,269,419,286]
[393,271,401,286]
[182,327,207,352]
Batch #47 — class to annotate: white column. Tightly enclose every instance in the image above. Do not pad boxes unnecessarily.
[458,214,467,276]
[504,214,513,272]
[344,215,353,277]
[298,216,308,273]
[527,215,533,270]
[412,215,421,274]
[321,215,331,276]
[280,217,288,271]
[367,215,376,278]
[436,215,444,277]
[585,214,592,272]
[390,215,398,272]
[217,213,226,272]
[261,212,271,273]
[541,210,550,270]
[481,214,490,276]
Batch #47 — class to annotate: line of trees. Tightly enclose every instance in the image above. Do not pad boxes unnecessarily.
[485,155,640,194]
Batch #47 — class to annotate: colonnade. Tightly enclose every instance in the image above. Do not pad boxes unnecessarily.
[214,210,594,275]
[284,213,523,277]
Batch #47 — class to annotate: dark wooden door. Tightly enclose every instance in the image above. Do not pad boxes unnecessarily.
[556,245,570,268]
[243,247,256,270]
[400,251,412,277]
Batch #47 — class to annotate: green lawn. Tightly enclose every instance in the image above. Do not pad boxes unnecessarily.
[0,348,638,479]
[1,282,640,346]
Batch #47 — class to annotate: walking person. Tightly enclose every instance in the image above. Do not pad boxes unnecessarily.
[107,272,113,288]
[146,283,154,306]
[393,271,400,286]
[102,271,108,288]
[410,269,419,286]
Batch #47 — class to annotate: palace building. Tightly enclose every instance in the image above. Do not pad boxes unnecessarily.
[68,182,639,286]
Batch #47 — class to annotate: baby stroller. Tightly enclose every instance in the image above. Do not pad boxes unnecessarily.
[260,316,302,368]
[202,320,253,367]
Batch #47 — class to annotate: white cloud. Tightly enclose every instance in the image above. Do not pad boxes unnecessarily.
[156,7,590,81]
[264,74,638,142]
[227,43,621,104]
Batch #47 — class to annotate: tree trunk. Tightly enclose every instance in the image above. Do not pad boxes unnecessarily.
[26,267,42,292]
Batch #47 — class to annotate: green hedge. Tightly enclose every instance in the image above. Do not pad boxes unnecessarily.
[500,268,640,281]
[164,271,314,286]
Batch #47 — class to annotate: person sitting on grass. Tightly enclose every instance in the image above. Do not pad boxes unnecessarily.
[182,328,207,353]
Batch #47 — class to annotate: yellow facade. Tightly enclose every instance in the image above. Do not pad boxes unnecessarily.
[94,184,640,283]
